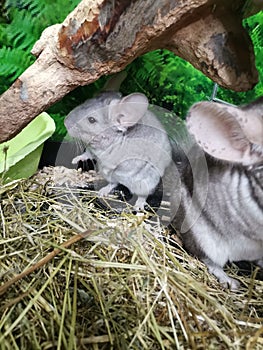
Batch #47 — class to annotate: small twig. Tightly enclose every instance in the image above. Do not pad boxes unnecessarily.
[0,230,92,296]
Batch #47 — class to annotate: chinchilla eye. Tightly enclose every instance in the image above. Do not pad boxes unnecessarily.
[88,116,96,124]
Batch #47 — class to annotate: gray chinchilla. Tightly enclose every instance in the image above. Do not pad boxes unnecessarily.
[64,76,172,210]
[170,98,263,289]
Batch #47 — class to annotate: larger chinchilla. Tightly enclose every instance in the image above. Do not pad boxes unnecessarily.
[170,97,263,289]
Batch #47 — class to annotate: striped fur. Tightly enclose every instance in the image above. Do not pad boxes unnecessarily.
[171,98,263,289]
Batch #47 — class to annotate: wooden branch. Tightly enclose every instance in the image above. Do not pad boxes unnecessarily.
[166,5,257,90]
[0,0,258,143]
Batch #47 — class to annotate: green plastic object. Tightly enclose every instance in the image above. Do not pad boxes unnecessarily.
[0,112,55,183]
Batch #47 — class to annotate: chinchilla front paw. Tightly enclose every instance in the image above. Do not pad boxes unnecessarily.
[98,183,117,197]
[134,196,147,211]
[72,150,93,164]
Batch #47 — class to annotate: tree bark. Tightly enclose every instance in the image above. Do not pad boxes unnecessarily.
[0,0,259,143]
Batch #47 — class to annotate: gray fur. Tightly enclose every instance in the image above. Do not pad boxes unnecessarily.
[64,91,172,210]
[171,98,263,289]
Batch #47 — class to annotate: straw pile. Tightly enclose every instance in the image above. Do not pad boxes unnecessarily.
[0,166,262,349]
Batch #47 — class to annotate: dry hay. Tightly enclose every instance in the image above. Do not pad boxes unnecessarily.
[0,166,262,350]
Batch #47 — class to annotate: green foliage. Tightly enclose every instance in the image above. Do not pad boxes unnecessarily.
[0,46,32,90]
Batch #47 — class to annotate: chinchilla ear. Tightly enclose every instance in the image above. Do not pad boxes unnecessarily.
[187,101,262,165]
[109,93,148,130]
[239,100,263,146]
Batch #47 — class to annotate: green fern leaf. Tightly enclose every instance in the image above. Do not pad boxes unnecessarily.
[0,46,34,79]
